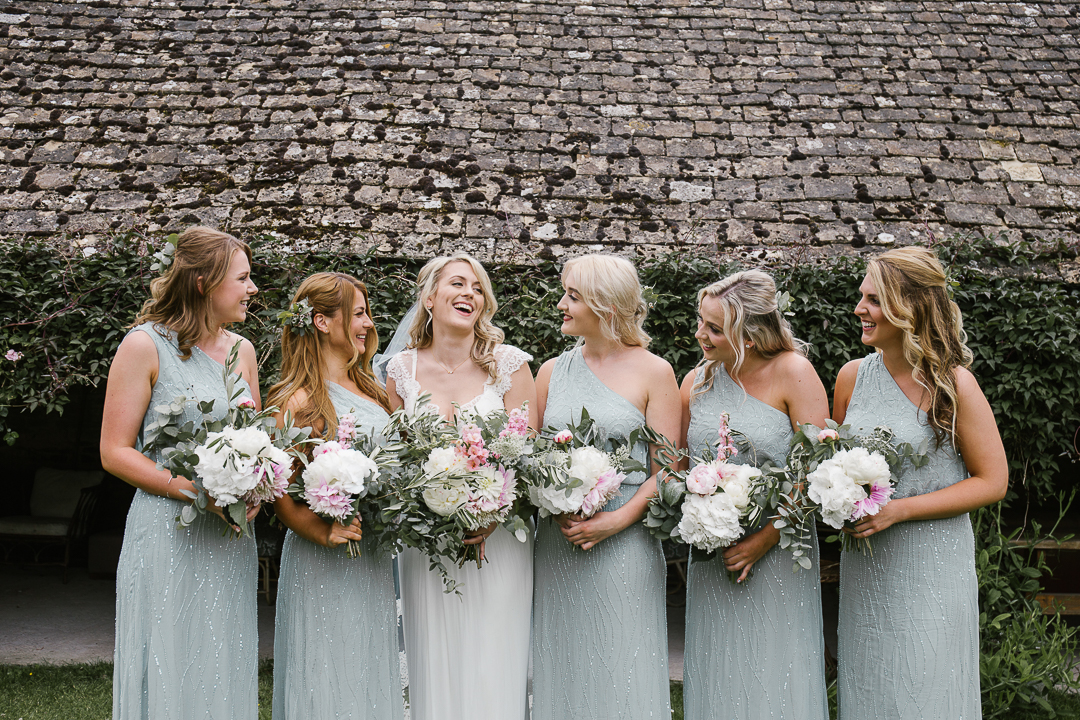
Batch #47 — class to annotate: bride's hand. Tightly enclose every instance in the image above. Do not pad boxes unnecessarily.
[560,512,621,551]
[324,517,363,548]
[464,522,497,562]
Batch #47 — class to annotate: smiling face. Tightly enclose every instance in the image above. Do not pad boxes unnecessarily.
[695,293,738,364]
[557,269,602,338]
[854,275,902,350]
[426,260,485,331]
[322,291,376,359]
[207,250,257,325]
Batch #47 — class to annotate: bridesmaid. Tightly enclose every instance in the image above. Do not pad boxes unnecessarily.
[267,273,403,720]
[680,270,829,720]
[101,226,261,720]
[833,246,1007,719]
[532,254,680,720]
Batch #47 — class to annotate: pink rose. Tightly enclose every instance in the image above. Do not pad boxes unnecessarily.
[817,429,840,443]
[685,463,721,495]
[553,430,573,444]
[236,398,256,410]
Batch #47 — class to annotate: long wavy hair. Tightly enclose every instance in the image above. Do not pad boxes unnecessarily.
[692,269,807,399]
[866,246,972,447]
[133,226,251,359]
[266,273,389,440]
[406,253,504,382]
[562,254,650,348]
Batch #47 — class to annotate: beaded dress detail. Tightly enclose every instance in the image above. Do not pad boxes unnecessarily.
[271,383,403,720]
[532,347,671,720]
[387,344,534,720]
[838,353,978,720]
[113,323,257,720]
[683,365,827,720]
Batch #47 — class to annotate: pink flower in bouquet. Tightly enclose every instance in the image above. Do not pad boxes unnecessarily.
[236,398,256,410]
[579,468,622,517]
[851,479,894,520]
[336,414,357,444]
[303,478,353,521]
[243,462,290,505]
[716,412,738,461]
[461,423,483,445]
[553,430,574,444]
[500,407,530,438]
[686,463,721,495]
[817,428,840,443]
[5,350,23,362]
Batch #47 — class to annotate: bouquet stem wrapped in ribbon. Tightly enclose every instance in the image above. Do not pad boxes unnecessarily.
[143,342,313,537]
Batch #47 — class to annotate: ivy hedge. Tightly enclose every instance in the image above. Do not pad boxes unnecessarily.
[5,231,1075,501]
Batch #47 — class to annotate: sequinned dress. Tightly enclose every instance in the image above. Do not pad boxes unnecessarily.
[387,345,534,720]
[683,366,827,720]
[532,347,671,720]
[271,383,403,720]
[113,323,258,720]
[838,353,979,720]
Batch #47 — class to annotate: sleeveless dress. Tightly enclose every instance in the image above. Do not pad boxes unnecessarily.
[387,345,535,720]
[113,323,258,720]
[271,383,403,720]
[838,353,979,720]
[683,366,827,720]
[532,347,671,720]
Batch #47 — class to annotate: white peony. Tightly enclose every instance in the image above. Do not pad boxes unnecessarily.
[685,462,721,495]
[222,426,274,459]
[530,477,590,517]
[423,446,466,477]
[678,491,745,552]
[194,431,261,505]
[718,465,757,513]
[838,447,891,487]
[303,447,378,497]
[567,446,611,487]
[807,457,867,529]
[423,477,469,516]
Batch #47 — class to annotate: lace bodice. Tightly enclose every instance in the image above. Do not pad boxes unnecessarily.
[385,345,532,418]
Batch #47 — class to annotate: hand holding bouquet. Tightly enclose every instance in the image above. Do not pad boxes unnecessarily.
[143,343,313,537]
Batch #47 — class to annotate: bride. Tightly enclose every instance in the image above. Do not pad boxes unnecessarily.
[385,252,537,720]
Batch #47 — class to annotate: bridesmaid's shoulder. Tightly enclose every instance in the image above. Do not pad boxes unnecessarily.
[773,349,819,380]
[635,344,674,374]
[834,357,864,392]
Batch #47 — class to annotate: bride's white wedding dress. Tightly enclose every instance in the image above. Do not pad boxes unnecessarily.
[387,345,534,720]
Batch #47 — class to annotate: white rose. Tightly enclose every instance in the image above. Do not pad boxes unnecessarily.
[839,447,891,487]
[423,478,469,516]
[678,492,744,552]
[423,446,466,477]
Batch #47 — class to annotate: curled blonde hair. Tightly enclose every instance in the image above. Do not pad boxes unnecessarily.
[866,246,972,447]
[266,273,389,440]
[562,254,650,347]
[693,270,808,398]
[133,226,251,359]
[407,253,504,382]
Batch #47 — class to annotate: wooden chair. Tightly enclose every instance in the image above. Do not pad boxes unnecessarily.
[0,467,104,582]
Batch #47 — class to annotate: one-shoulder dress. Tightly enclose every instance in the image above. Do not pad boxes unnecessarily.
[387,345,535,720]
[532,347,671,720]
[113,322,258,720]
[838,353,979,720]
[683,366,827,720]
[271,383,403,720]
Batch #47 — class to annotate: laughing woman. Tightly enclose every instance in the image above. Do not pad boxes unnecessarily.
[267,273,403,720]
[101,226,261,720]
[531,254,680,720]
[833,246,1007,720]
[681,270,829,720]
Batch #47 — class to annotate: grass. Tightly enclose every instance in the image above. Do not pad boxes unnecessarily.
[0,665,1072,719]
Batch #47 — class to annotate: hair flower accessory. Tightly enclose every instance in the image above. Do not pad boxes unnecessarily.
[278,297,314,336]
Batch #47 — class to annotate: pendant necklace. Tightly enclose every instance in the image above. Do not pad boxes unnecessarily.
[434,355,471,374]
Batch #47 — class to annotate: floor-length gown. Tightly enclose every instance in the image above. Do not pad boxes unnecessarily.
[387,345,534,720]
[683,367,827,720]
[271,383,403,720]
[532,347,671,720]
[838,353,979,720]
[113,322,257,720]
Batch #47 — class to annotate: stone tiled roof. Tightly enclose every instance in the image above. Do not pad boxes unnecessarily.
[0,0,1078,262]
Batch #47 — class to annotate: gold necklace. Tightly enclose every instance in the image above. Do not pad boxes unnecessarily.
[434,354,471,374]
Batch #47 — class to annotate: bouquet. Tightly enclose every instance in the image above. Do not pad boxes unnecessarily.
[643,414,793,580]
[786,420,928,555]
[523,408,649,521]
[143,343,313,537]
[372,398,532,591]
[286,412,404,557]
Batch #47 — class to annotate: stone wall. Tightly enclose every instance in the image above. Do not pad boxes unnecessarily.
[0,0,1078,263]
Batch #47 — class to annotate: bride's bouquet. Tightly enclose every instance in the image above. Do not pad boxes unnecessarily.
[373,398,531,591]
[522,408,649,521]
[642,414,796,579]
[786,420,928,555]
[143,343,313,537]
[286,412,404,557]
